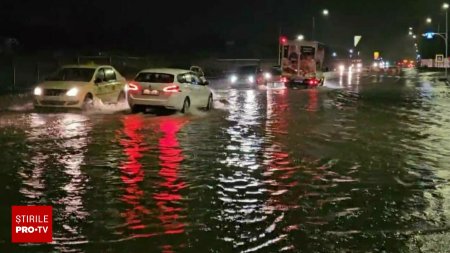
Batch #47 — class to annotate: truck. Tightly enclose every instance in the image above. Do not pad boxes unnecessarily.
[279,39,326,87]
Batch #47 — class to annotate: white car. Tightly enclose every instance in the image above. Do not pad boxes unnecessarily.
[127,68,213,113]
[33,65,126,109]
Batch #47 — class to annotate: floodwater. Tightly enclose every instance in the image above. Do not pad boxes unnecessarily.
[1,70,450,252]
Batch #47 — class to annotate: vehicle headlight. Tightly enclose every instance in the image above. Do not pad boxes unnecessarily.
[66,87,79,97]
[338,65,345,72]
[248,75,255,83]
[264,72,271,80]
[230,75,237,83]
[34,87,43,96]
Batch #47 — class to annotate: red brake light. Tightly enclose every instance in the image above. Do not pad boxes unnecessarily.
[280,77,288,83]
[127,81,141,92]
[309,79,319,85]
[163,85,180,93]
[279,36,288,45]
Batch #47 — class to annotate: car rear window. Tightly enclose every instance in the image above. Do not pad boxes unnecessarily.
[135,72,174,83]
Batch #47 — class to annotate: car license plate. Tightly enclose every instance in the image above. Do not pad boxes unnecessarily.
[143,89,159,95]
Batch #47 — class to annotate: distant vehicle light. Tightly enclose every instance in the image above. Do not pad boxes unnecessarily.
[264,72,272,80]
[356,63,362,68]
[280,76,288,83]
[248,75,255,83]
[308,78,320,85]
[163,85,181,93]
[66,87,79,97]
[230,75,238,83]
[373,63,378,67]
[339,65,345,72]
[34,87,43,96]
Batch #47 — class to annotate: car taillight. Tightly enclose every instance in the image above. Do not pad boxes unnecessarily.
[163,85,180,93]
[280,77,288,83]
[308,79,319,85]
[127,81,141,92]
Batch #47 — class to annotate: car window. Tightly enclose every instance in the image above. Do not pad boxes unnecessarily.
[96,68,106,82]
[270,68,282,75]
[135,72,174,83]
[105,68,116,82]
[177,73,193,84]
[237,65,258,75]
[191,73,200,85]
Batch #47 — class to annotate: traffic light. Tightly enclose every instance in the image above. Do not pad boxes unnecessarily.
[279,36,288,45]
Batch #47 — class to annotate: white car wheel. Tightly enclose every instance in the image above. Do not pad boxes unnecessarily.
[181,98,190,114]
[82,94,94,110]
[205,94,213,111]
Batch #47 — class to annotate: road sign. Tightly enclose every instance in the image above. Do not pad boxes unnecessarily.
[436,54,444,63]
[354,35,362,47]
[374,51,380,60]
[424,32,434,39]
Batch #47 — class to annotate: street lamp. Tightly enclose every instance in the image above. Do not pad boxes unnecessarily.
[312,8,329,41]
[426,17,432,23]
[413,35,417,39]
[297,34,305,41]
[409,30,413,36]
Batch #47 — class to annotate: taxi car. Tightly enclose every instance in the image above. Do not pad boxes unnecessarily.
[33,65,126,109]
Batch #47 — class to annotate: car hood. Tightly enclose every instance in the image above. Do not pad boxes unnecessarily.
[36,81,90,89]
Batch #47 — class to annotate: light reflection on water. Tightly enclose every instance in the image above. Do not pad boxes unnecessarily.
[22,113,91,252]
[2,72,450,252]
[112,114,190,252]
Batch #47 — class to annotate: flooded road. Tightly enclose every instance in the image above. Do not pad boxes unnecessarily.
[1,70,450,252]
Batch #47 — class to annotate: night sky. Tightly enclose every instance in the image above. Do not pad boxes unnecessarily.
[0,0,448,60]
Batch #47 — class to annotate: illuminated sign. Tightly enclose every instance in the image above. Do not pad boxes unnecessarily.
[374,51,380,60]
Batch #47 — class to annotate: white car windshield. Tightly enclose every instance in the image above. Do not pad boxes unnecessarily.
[47,68,95,82]
[135,73,174,83]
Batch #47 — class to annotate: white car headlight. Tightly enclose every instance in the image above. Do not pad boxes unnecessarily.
[248,75,255,83]
[34,87,43,96]
[264,72,271,80]
[230,75,237,83]
[66,87,79,97]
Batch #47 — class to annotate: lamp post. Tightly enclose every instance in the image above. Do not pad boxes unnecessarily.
[312,9,329,41]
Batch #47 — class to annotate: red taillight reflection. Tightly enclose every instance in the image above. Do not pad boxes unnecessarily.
[127,81,141,93]
[154,118,188,235]
[163,85,180,93]
[118,115,150,232]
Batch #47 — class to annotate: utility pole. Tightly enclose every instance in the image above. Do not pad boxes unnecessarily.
[445,5,448,79]
[312,16,316,41]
